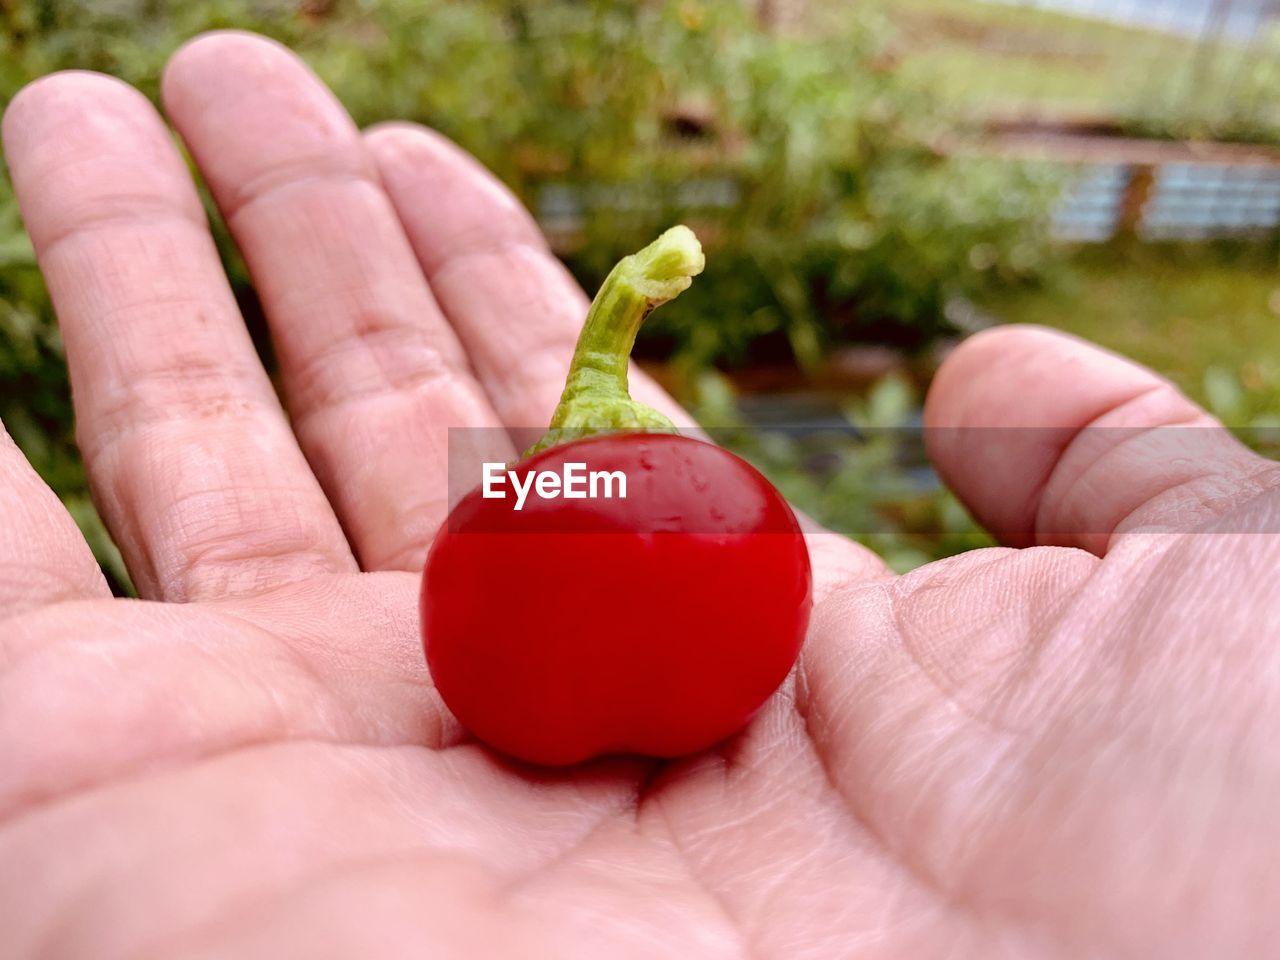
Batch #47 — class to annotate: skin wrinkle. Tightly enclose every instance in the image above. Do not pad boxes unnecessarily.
[0,638,294,824]
[366,518,447,572]
[889,548,1098,735]
[229,587,449,740]
[882,557,1174,936]
[33,204,209,266]
[675,787,819,900]
[0,574,94,615]
[1023,403,1143,544]
[495,790,648,903]
[0,718,311,835]
[54,303,280,461]
[983,573,1094,732]
[49,264,260,393]
[270,274,465,379]
[38,804,537,960]
[798,708,990,957]
[414,231,553,290]
[283,324,468,431]
[71,293,232,348]
[2,567,484,834]
[943,550,1274,957]
[889,565,1021,735]
[553,696,870,958]
[979,718,1183,954]
[147,495,344,602]
[5,75,205,239]
[426,240,561,295]
[143,753,638,955]
[156,524,345,603]
[3,738,415,861]
[246,246,475,407]
[1108,461,1280,541]
[207,604,343,715]
[1109,530,1280,710]
[15,744,462,960]
[921,328,1228,554]
[646,800,764,960]
[82,375,267,445]
[0,599,148,669]
[796,583,1045,957]
[1033,382,1200,544]
[221,163,382,228]
[0,591,443,824]
[80,393,279,466]
[0,543,105,608]
[132,848,501,960]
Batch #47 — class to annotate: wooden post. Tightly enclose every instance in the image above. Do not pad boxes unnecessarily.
[1117,164,1156,238]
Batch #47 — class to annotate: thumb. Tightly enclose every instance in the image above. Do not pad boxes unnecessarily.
[923,325,1280,554]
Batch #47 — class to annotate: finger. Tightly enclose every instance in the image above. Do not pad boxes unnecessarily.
[923,325,1278,553]
[364,123,693,450]
[162,34,510,573]
[2,72,355,602]
[0,421,108,617]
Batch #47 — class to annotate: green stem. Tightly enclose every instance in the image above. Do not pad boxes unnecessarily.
[526,225,705,457]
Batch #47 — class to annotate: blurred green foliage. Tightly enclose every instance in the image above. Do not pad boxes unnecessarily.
[0,0,1059,581]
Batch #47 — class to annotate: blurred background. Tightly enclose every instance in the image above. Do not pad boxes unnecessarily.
[2,0,1279,588]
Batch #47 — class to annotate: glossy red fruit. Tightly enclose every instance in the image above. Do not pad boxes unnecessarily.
[421,432,812,766]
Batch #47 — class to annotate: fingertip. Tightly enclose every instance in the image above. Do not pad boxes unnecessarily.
[1,72,194,256]
[162,30,291,108]
[923,323,1178,477]
[364,121,516,204]
[363,120,434,149]
[925,324,1149,430]
[162,31,344,151]
[364,122,541,275]
[162,29,366,214]
[3,70,149,156]
[363,121,443,177]
[364,121,466,155]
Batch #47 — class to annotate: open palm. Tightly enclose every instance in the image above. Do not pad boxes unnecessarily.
[3,33,1277,959]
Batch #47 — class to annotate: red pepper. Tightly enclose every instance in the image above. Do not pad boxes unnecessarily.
[421,227,812,765]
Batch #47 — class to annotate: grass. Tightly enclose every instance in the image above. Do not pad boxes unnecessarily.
[977,242,1280,422]
[858,0,1276,134]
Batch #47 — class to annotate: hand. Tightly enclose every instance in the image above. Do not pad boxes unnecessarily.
[2,32,1276,960]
